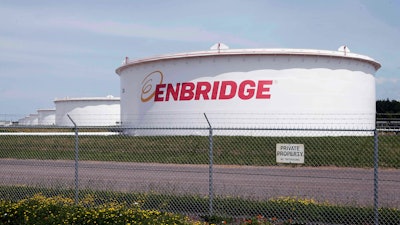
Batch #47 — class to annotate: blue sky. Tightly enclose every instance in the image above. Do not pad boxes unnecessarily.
[0,0,399,119]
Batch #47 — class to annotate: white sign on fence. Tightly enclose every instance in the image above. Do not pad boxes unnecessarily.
[276,143,304,164]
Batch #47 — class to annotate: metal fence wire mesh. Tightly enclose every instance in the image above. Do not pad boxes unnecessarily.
[0,123,400,224]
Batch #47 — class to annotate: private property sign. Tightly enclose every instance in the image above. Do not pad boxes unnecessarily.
[276,143,304,164]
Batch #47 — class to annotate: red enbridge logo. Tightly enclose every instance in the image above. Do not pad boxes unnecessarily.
[141,71,272,102]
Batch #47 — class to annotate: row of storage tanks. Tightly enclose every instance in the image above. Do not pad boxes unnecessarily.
[18,96,120,126]
[18,44,382,133]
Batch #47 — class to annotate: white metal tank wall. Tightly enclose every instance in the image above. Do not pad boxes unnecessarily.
[116,48,380,136]
[26,114,39,126]
[18,117,28,126]
[22,116,30,126]
[54,96,120,127]
[37,109,56,125]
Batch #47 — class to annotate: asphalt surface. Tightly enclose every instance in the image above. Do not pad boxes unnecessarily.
[1,158,399,207]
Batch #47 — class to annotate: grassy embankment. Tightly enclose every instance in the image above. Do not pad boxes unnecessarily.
[0,134,399,168]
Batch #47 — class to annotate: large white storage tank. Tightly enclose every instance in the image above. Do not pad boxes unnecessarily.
[54,96,120,127]
[26,114,39,126]
[116,46,381,135]
[37,109,56,126]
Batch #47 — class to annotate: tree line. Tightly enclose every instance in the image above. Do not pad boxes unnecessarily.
[376,99,400,114]
[376,99,400,122]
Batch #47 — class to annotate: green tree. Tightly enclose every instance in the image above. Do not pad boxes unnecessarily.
[376,99,400,113]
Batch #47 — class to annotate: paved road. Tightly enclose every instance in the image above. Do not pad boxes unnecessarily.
[1,159,399,207]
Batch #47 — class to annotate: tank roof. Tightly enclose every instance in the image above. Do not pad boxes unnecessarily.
[116,48,381,74]
[37,108,56,111]
[54,96,120,103]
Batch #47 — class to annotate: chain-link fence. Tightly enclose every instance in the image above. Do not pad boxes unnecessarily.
[0,120,399,224]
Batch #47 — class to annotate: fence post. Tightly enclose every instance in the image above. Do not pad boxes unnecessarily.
[373,129,379,225]
[67,114,79,205]
[204,113,213,216]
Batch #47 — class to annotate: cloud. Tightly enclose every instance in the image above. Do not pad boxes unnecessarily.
[45,18,258,47]
[1,0,400,115]
[0,2,259,51]
[0,36,94,55]
[0,4,258,47]
[376,77,400,100]
[376,77,400,85]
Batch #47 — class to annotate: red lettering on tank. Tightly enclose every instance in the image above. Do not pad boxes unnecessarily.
[195,82,212,100]
[238,80,255,100]
[179,82,195,100]
[166,83,180,101]
[211,81,220,100]
[151,80,272,102]
[154,84,166,102]
[256,80,273,99]
[219,81,237,100]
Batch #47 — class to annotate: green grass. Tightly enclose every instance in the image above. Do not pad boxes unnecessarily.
[1,134,400,167]
[1,186,400,225]
[1,130,399,224]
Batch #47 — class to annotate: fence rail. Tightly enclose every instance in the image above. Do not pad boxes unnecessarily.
[0,124,399,224]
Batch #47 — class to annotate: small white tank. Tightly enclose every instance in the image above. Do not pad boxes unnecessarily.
[54,96,120,127]
[26,114,39,126]
[37,109,56,126]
